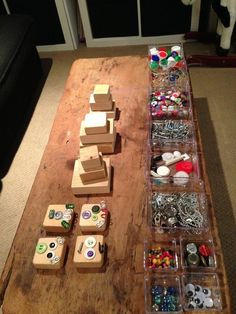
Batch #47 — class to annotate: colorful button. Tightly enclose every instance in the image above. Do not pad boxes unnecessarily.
[91,205,100,214]
[84,248,96,260]
[61,220,70,229]
[36,243,47,254]
[176,161,193,174]
[82,210,91,219]
[48,209,55,219]
[85,236,96,248]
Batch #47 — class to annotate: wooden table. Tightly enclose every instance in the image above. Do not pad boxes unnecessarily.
[0,56,231,313]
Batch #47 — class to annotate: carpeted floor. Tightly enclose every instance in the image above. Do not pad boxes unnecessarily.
[0,42,236,312]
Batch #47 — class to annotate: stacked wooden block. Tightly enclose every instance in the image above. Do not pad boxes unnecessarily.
[71,145,111,194]
[80,84,117,154]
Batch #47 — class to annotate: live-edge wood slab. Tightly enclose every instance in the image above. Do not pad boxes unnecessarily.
[0,56,231,313]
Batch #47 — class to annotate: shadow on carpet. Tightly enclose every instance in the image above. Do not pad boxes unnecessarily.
[195,97,236,312]
[0,58,52,179]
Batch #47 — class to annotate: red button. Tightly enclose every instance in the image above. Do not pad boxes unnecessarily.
[175,161,193,173]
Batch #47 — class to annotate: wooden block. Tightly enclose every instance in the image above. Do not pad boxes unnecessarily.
[93,84,110,102]
[71,157,111,195]
[80,135,116,154]
[73,235,105,268]
[78,159,107,184]
[80,145,102,171]
[79,203,109,232]
[84,112,108,134]
[90,100,117,119]
[43,204,75,233]
[80,118,116,144]
[33,237,67,269]
[89,93,113,111]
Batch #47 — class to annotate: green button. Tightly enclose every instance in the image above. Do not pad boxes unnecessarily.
[149,61,158,70]
[36,243,47,254]
[66,203,75,209]
[91,205,100,214]
[92,214,98,221]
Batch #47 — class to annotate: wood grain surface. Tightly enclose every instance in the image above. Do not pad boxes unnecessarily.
[0,56,231,313]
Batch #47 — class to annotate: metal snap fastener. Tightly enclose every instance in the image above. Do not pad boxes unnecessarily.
[36,243,47,254]
[56,236,65,245]
[63,213,72,221]
[186,242,198,254]
[82,210,91,220]
[85,236,96,248]
[91,205,100,214]
[84,248,96,260]
[51,256,60,264]
[54,211,63,220]
[49,241,58,250]
[187,253,200,266]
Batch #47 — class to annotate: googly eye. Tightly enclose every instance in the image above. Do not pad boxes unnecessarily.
[46,251,55,260]
[194,292,204,306]
[49,241,58,250]
[195,285,203,293]
[202,287,211,297]
[188,301,197,309]
[185,283,195,297]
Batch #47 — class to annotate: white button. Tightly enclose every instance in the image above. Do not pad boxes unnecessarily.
[157,166,170,177]
[171,45,181,54]
[85,236,96,248]
[173,151,181,158]
[162,152,174,161]
[173,171,189,185]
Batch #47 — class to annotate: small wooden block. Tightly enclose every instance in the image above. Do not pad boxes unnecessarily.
[80,145,102,171]
[80,135,116,154]
[90,100,117,119]
[80,118,116,144]
[43,204,75,233]
[84,112,108,134]
[79,203,109,232]
[73,235,105,268]
[33,237,67,269]
[89,93,113,111]
[71,157,111,195]
[93,84,110,102]
[79,159,107,184]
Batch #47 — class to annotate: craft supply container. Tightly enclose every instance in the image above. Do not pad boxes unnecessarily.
[181,273,222,311]
[144,238,179,272]
[144,274,183,313]
[180,237,217,272]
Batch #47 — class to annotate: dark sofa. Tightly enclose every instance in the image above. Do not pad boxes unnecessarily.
[0,14,43,178]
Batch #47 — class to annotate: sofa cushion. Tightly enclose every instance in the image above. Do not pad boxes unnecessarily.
[0,14,35,85]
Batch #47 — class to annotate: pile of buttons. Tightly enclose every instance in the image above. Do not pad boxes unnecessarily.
[151,284,180,312]
[183,242,215,268]
[147,246,176,270]
[149,89,190,119]
[185,283,219,310]
[149,46,184,71]
[48,203,74,229]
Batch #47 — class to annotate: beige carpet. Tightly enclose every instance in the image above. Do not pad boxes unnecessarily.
[0,42,236,311]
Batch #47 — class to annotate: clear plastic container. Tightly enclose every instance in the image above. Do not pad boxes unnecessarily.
[180,237,217,271]
[181,273,222,311]
[148,43,189,90]
[147,182,210,235]
[144,274,183,313]
[147,146,201,188]
[149,120,196,147]
[144,238,179,272]
[149,85,193,121]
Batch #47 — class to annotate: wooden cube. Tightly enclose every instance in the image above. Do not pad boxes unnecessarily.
[78,159,107,184]
[43,204,75,233]
[80,118,116,144]
[89,93,113,111]
[80,145,102,171]
[90,100,116,119]
[71,157,111,195]
[84,112,108,134]
[80,139,116,154]
[73,235,105,268]
[79,203,109,232]
[93,84,110,102]
[33,237,67,269]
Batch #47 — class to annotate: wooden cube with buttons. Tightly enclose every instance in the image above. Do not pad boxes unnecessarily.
[33,236,67,269]
[73,235,105,268]
[79,202,109,232]
[43,204,75,233]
